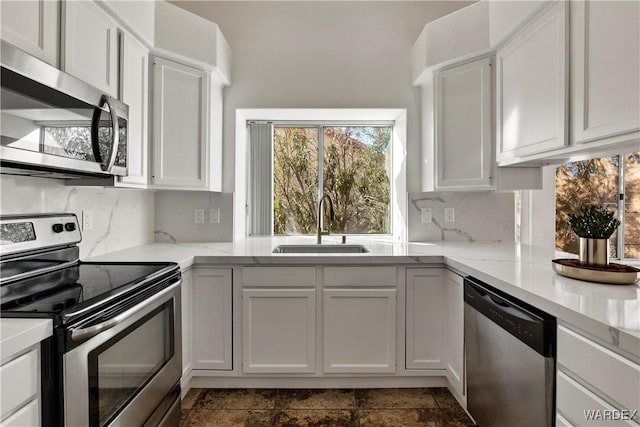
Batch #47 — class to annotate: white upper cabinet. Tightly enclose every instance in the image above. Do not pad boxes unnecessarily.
[1,0,59,66]
[62,0,119,96]
[151,56,209,189]
[570,0,640,145]
[496,2,568,163]
[422,56,542,192]
[435,57,493,190]
[117,32,149,188]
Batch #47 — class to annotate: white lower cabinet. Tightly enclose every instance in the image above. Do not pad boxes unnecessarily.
[192,268,232,370]
[405,268,464,397]
[2,399,39,427]
[443,271,464,398]
[242,288,316,373]
[323,288,397,374]
[180,269,193,379]
[556,325,640,426]
[0,347,40,426]
[405,269,445,369]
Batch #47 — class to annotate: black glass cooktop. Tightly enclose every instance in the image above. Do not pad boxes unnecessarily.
[0,262,178,321]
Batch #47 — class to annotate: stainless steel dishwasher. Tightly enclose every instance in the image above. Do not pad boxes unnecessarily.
[464,277,556,427]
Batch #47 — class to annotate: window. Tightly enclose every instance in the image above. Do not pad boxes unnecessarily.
[555,152,640,259]
[273,125,392,235]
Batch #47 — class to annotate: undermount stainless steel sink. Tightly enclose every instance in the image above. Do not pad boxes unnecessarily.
[272,244,369,254]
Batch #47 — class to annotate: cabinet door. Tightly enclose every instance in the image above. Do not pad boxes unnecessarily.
[180,269,193,378]
[192,269,232,370]
[117,33,149,187]
[556,371,637,427]
[497,2,568,162]
[62,0,118,96]
[405,269,444,370]
[1,399,40,427]
[0,347,39,420]
[571,0,640,144]
[444,271,464,397]
[323,288,396,373]
[152,57,208,189]
[242,288,316,373]
[1,0,58,66]
[435,57,492,190]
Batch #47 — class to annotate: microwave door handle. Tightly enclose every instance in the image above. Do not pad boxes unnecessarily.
[69,280,180,343]
[103,95,120,172]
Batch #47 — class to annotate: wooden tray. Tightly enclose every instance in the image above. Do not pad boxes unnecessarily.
[552,259,640,285]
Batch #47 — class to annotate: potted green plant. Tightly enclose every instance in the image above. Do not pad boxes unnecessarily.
[568,205,620,266]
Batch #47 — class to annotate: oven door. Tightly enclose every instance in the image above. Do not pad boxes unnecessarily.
[64,280,181,427]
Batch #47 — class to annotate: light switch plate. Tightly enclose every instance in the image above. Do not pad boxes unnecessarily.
[82,210,94,231]
[194,208,205,224]
[210,208,220,224]
[421,208,432,223]
[444,207,455,223]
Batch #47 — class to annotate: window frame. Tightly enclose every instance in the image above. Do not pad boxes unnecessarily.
[555,151,638,261]
[272,121,395,236]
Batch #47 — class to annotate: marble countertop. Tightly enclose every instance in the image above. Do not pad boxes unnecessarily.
[89,236,640,359]
[0,318,52,362]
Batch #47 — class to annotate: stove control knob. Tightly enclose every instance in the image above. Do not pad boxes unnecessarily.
[65,222,76,232]
[52,223,64,233]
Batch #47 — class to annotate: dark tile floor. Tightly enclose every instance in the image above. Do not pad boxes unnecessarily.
[181,388,476,427]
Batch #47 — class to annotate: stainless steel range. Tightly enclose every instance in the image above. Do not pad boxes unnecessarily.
[0,213,182,427]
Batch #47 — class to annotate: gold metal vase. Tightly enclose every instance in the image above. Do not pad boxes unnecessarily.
[579,237,610,267]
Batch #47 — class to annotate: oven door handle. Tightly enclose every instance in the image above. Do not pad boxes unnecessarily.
[69,280,180,342]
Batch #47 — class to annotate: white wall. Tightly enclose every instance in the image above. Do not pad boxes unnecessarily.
[0,176,155,258]
[170,0,472,239]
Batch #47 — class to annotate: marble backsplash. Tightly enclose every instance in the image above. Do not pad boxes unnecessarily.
[155,191,233,242]
[408,192,515,242]
[0,175,155,258]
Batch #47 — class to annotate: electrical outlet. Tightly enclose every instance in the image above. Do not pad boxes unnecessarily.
[444,207,455,223]
[421,208,432,223]
[210,208,220,224]
[194,208,205,224]
[82,210,94,231]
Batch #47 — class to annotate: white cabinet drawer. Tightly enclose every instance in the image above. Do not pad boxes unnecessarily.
[0,348,39,419]
[323,267,396,287]
[558,326,640,412]
[242,267,316,287]
[1,398,39,427]
[557,412,574,427]
[557,371,637,426]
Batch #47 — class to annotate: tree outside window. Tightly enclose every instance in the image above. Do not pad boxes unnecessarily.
[555,152,640,259]
[273,126,391,235]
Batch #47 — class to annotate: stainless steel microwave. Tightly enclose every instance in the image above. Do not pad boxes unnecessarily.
[0,41,128,179]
